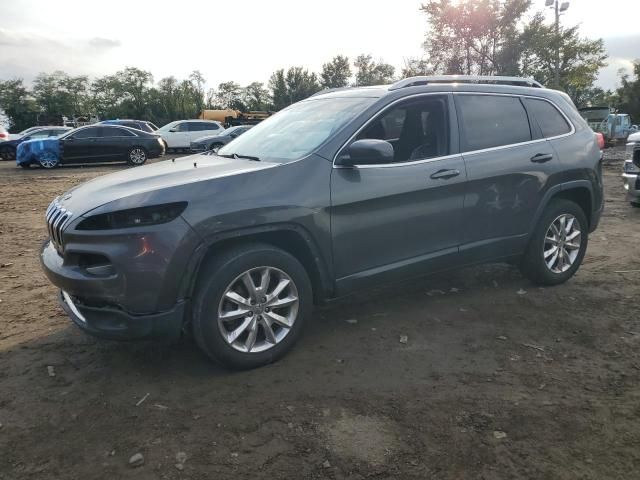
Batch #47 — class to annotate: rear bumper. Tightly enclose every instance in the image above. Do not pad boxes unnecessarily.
[59,290,185,340]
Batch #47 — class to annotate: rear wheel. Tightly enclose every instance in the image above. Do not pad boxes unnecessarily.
[38,150,59,169]
[520,199,588,286]
[192,243,312,369]
[127,147,147,166]
[19,162,31,169]
[631,201,640,208]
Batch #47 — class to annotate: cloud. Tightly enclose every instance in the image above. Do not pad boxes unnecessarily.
[88,37,121,49]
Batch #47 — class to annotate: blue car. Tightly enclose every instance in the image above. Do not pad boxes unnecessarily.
[0,126,71,161]
[17,136,63,168]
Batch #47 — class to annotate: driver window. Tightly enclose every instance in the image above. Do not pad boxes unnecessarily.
[355,96,449,163]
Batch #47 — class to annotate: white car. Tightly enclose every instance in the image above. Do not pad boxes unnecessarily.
[156,120,224,149]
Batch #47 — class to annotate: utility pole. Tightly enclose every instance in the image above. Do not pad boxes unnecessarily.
[546,0,569,89]
[554,0,560,89]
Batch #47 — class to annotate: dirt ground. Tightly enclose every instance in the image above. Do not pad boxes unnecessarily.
[0,149,639,480]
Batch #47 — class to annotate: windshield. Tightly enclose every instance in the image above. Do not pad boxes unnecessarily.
[218,97,376,162]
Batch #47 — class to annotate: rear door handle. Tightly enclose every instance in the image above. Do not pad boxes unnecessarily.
[530,153,553,163]
[430,169,460,180]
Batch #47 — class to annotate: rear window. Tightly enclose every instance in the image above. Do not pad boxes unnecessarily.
[457,95,531,151]
[524,98,571,138]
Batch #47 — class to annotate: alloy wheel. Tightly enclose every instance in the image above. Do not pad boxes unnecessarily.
[217,266,299,353]
[129,148,146,164]
[543,213,582,274]
[39,151,58,168]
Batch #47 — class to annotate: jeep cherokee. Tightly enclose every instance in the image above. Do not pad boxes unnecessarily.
[41,75,604,369]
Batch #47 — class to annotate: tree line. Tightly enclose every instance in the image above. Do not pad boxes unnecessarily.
[0,0,638,132]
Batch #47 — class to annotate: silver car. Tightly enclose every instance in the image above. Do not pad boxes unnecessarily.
[623,131,640,207]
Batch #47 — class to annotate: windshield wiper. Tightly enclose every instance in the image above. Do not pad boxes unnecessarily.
[218,153,261,161]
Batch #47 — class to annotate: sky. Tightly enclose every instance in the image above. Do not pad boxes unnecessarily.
[0,0,638,91]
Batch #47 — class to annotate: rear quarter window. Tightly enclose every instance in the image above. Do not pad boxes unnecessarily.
[457,95,532,151]
[524,98,572,138]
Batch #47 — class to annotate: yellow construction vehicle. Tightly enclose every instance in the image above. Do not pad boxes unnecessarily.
[198,110,273,128]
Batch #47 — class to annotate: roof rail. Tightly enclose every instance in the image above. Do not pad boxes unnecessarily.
[389,75,543,90]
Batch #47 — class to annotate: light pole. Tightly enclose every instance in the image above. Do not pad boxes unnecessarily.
[545,0,570,89]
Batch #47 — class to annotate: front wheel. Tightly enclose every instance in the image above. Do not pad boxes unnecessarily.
[192,243,312,369]
[520,199,588,286]
[19,162,31,169]
[127,147,147,166]
[38,150,59,169]
[631,201,640,208]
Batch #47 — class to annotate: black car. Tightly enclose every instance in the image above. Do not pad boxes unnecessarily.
[0,126,71,160]
[99,119,159,133]
[190,125,252,152]
[41,75,603,369]
[17,124,165,168]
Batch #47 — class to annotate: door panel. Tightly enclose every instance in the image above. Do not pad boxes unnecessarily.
[455,93,556,260]
[331,157,467,283]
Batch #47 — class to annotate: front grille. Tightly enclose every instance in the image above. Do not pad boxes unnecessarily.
[45,201,73,253]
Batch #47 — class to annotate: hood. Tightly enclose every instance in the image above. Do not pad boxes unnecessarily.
[628,131,640,143]
[17,137,60,158]
[193,133,225,143]
[56,154,279,216]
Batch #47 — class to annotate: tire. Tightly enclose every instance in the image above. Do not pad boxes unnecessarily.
[192,243,312,369]
[19,162,31,169]
[127,146,147,166]
[37,150,59,169]
[0,145,15,161]
[631,202,640,208]
[520,199,589,286]
[208,142,223,152]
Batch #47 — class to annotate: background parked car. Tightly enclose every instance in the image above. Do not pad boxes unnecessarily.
[99,119,159,133]
[1,127,72,160]
[0,125,8,142]
[156,120,224,150]
[190,125,253,152]
[17,124,164,169]
[8,126,46,140]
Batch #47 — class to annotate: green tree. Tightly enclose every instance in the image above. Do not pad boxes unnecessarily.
[285,67,321,103]
[401,58,434,78]
[242,82,270,110]
[0,79,37,132]
[519,13,607,103]
[420,0,531,75]
[215,81,246,110]
[268,69,288,110]
[320,55,352,88]
[614,61,640,123]
[353,55,395,86]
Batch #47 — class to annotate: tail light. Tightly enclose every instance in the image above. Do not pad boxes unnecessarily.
[595,132,605,150]
[0,132,8,140]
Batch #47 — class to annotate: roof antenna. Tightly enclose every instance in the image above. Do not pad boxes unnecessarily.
[172,158,175,162]
[193,162,197,168]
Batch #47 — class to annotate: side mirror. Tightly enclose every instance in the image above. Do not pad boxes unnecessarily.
[169,128,178,133]
[336,139,394,167]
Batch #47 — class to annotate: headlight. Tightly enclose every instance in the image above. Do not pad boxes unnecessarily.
[77,202,187,230]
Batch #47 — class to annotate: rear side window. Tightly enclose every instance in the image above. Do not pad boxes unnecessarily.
[197,122,219,131]
[72,127,100,139]
[101,127,135,137]
[457,95,531,151]
[524,98,571,138]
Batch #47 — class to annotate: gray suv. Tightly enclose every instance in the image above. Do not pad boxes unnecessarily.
[41,76,604,369]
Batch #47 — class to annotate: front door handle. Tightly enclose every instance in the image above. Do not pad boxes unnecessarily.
[430,168,460,180]
[530,153,553,163]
